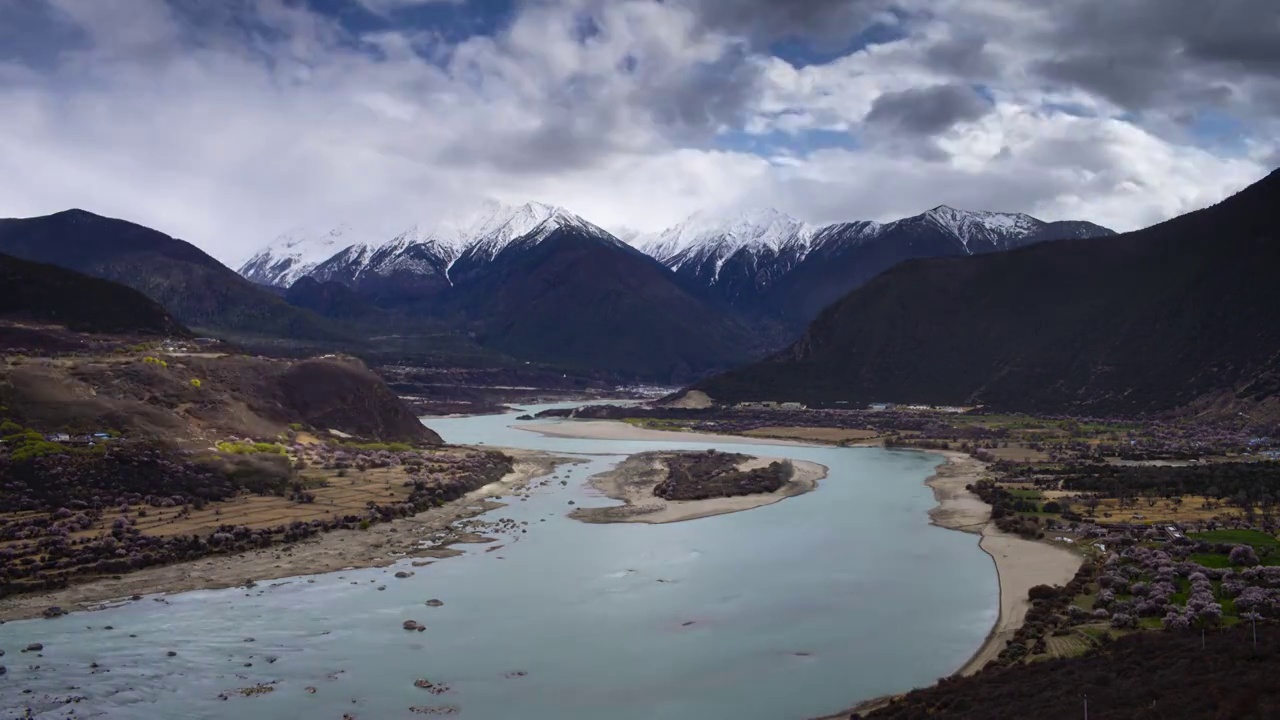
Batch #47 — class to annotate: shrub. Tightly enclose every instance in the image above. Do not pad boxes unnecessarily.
[1110,612,1137,629]
[216,441,287,456]
[1028,585,1059,601]
[1229,544,1260,566]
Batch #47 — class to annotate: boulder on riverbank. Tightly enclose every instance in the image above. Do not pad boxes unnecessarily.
[414,678,450,695]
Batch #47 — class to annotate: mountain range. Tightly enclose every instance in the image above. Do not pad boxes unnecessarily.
[632,205,1113,324]
[245,201,768,378]
[694,169,1280,417]
[0,210,341,342]
[0,198,1112,382]
[240,200,1113,334]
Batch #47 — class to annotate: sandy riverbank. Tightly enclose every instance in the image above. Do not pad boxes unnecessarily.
[0,448,573,622]
[571,452,828,524]
[923,451,1082,677]
[534,418,1084,678]
[532,418,1084,691]
[516,418,819,446]
[827,450,1083,719]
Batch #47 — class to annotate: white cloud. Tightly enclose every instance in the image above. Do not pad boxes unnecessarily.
[0,0,1272,266]
[357,0,463,13]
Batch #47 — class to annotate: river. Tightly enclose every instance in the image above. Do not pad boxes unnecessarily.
[0,403,996,719]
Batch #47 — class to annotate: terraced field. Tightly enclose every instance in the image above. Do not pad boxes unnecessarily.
[130,466,420,536]
[1043,632,1095,659]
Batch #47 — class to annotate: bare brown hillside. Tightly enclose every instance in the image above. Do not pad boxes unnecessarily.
[0,343,437,444]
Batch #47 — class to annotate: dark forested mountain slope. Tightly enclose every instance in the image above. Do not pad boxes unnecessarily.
[241,203,759,378]
[859,624,1280,720]
[441,226,759,381]
[0,210,342,341]
[0,208,757,378]
[243,203,1115,357]
[759,211,1115,327]
[639,207,1113,330]
[697,169,1280,415]
[284,276,379,321]
[0,252,189,336]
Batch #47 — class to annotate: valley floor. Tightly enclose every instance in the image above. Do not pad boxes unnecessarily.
[519,419,1084,703]
[0,449,571,622]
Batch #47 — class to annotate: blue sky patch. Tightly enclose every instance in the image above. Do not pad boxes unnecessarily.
[302,0,516,42]
[770,12,908,68]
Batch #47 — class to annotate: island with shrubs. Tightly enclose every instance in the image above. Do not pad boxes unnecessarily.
[571,449,827,525]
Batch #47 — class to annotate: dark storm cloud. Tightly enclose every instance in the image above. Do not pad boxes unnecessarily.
[1031,0,1280,114]
[680,0,894,44]
[922,33,997,79]
[863,83,991,136]
[438,52,765,176]
[436,11,766,176]
[644,47,764,136]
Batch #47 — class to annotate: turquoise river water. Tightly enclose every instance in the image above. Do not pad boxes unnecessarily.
[0,403,997,719]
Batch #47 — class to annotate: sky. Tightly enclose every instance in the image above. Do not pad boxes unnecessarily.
[1,0,1277,265]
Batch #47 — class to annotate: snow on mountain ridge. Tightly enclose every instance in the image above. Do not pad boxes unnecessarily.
[459,201,619,262]
[638,208,815,282]
[641,208,813,262]
[242,200,614,287]
[915,205,1043,252]
[244,200,1101,291]
[239,223,376,287]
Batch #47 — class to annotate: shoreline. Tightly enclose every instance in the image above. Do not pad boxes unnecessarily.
[515,419,820,446]
[926,451,1082,678]
[570,452,828,524]
[0,448,573,622]
[516,418,1084,710]
[824,449,1083,719]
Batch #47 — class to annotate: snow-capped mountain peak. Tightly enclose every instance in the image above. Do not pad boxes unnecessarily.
[451,200,619,262]
[241,200,1110,319]
[241,199,624,289]
[639,207,813,264]
[916,205,1043,251]
[239,223,369,287]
